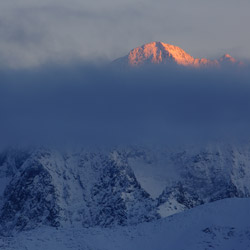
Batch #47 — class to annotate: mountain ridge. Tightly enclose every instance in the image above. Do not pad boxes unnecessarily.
[1,145,250,235]
[114,41,241,67]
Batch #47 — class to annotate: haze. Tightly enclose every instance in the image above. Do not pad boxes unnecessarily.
[0,0,250,68]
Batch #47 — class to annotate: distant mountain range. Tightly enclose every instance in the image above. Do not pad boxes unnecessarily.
[1,144,250,236]
[114,41,242,67]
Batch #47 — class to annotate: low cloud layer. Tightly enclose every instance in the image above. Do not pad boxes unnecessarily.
[1,62,250,147]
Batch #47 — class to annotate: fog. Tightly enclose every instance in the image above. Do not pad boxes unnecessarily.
[0,62,250,147]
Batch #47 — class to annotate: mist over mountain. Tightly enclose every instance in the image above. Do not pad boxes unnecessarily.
[0,46,250,147]
[1,42,250,249]
[1,2,250,250]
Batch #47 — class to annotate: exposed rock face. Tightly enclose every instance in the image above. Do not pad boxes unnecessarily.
[151,145,250,216]
[0,151,62,235]
[0,149,159,235]
[0,144,250,235]
[114,41,240,67]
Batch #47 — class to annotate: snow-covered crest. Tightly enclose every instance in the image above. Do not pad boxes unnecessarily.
[114,41,241,67]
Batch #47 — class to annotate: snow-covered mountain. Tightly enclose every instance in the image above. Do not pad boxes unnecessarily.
[0,148,159,235]
[1,144,250,236]
[1,198,250,250]
[114,41,241,67]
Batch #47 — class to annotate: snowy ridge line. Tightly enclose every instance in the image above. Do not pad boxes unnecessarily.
[0,144,250,235]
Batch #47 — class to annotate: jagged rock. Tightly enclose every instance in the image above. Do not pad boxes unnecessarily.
[1,144,250,235]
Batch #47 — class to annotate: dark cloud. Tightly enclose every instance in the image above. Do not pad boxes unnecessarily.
[0,62,250,147]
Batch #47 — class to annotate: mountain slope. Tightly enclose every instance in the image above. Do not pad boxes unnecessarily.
[127,144,250,216]
[0,149,159,235]
[1,144,250,235]
[1,198,250,250]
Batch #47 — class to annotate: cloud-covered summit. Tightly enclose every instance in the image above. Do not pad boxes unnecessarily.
[0,0,249,68]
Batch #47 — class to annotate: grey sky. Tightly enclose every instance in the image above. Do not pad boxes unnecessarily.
[0,0,249,68]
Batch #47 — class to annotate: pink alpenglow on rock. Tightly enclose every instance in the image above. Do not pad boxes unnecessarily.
[115,41,241,68]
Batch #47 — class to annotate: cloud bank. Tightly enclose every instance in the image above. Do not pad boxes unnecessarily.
[1,62,250,147]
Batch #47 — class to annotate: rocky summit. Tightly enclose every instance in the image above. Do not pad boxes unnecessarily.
[114,41,241,67]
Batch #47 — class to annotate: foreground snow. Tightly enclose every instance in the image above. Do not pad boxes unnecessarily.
[1,198,249,250]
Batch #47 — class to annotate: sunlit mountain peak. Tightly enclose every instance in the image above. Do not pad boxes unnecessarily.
[115,42,240,68]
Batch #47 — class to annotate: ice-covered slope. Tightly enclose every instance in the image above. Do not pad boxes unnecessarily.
[114,41,240,67]
[1,144,250,235]
[1,198,250,250]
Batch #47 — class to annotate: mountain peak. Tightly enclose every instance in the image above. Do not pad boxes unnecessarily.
[127,41,196,66]
[115,42,241,68]
[219,53,237,63]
